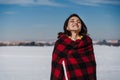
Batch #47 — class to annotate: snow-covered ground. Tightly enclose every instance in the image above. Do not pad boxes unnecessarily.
[0,45,120,80]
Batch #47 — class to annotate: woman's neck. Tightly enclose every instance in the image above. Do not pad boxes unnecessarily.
[70,31,79,41]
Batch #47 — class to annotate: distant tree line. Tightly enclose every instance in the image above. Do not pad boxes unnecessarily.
[0,41,55,46]
[0,40,120,47]
[94,40,120,47]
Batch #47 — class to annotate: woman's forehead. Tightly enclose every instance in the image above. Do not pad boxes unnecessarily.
[69,16,80,20]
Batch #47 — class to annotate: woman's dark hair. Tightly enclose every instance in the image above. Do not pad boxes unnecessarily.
[61,13,87,36]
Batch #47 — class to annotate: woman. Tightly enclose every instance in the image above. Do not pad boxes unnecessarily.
[50,13,97,80]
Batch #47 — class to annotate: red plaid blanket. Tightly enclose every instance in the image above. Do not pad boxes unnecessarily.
[50,33,97,80]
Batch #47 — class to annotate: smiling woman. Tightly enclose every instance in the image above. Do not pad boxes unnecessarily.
[50,14,97,80]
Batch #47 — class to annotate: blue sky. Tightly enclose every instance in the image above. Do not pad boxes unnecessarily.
[0,0,120,41]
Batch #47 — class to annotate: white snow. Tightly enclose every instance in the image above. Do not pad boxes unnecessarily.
[0,45,120,80]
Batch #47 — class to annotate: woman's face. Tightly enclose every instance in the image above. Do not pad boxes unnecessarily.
[67,16,82,32]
